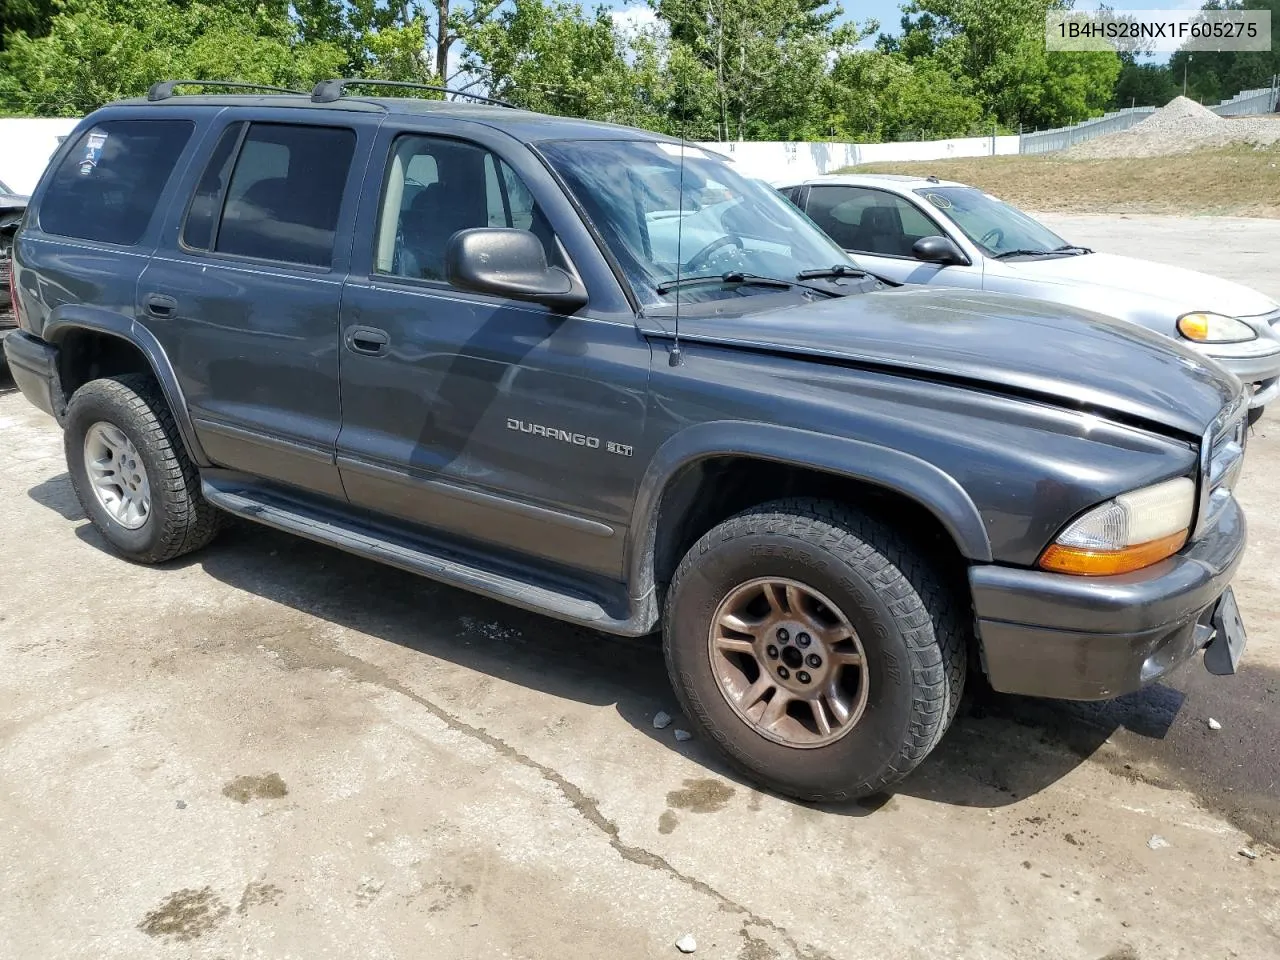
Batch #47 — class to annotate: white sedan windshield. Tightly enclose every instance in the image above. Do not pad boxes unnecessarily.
[539,140,851,305]
[916,186,1068,257]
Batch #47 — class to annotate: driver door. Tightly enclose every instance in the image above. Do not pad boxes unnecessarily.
[802,185,984,289]
[335,125,651,581]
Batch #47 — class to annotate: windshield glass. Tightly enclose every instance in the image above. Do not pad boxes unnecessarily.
[914,186,1067,257]
[538,139,852,306]
[0,179,12,194]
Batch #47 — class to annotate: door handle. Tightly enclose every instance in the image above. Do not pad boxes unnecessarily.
[144,293,177,319]
[346,326,390,356]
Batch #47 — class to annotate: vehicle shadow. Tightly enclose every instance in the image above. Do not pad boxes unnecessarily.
[28,490,1184,813]
[28,472,85,522]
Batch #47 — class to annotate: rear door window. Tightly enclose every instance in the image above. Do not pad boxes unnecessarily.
[40,119,194,246]
[213,123,356,267]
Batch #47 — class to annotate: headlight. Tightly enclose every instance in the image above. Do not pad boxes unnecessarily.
[1039,477,1195,576]
[1177,312,1257,344]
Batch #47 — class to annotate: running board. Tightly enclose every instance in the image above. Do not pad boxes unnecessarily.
[201,479,655,637]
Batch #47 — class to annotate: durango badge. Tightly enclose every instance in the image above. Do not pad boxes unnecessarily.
[506,418,600,448]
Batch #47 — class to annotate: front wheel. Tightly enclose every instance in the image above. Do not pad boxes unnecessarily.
[64,374,221,563]
[1248,405,1265,427]
[663,498,966,801]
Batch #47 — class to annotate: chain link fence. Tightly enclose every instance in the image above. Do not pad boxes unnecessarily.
[1020,77,1280,154]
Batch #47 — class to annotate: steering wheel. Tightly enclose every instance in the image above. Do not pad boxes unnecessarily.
[685,234,744,272]
[980,227,1004,249]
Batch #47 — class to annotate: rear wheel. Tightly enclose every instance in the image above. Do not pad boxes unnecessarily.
[64,374,221,563]
[663,498,966,801]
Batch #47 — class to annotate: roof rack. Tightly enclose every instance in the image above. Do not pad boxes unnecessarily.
[148,80,306,101]
[310,78,514,108]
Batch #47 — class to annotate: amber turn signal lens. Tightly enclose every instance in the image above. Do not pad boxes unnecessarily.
[1039,529,1188,576]
[1177,313,1210,341]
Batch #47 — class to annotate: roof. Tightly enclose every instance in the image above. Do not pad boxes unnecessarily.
[779,173,969,190]
[109,93,678,145]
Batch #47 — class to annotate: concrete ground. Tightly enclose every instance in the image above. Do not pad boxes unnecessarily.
[2,214,1279,960]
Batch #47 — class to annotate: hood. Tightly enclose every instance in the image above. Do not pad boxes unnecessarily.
[0,193,28,212]
[1003,252,1278,319]
[667,287,1238,438]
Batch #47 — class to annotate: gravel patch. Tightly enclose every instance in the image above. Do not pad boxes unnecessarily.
[1066,96,1280,159]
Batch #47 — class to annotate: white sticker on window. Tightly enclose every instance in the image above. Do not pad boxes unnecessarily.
[924,192,952,209]
[80,130,107,176]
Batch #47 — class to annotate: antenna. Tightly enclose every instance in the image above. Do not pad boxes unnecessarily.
[669,133,686,368]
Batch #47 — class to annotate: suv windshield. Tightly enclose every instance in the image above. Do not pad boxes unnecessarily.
[538,140,853,306]
[915,186,1068,258]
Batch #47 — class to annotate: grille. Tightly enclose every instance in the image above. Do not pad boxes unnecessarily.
[1196,399,1247,537]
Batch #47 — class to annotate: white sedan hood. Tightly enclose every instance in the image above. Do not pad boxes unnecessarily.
[1003,252,1278,319]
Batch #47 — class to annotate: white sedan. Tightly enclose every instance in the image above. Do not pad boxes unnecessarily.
[778,173,1280,422]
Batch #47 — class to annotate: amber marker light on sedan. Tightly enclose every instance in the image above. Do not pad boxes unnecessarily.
[1039,477,1196,576]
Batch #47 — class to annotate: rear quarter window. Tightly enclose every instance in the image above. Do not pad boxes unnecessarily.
[39,119,194,246]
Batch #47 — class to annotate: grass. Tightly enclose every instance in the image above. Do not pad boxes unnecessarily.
[841,144,1280,218]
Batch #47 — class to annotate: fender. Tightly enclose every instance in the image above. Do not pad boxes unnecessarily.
[43,306,212,467]
[625,420,993,598]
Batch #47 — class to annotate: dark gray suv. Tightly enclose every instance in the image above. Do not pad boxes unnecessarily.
[3,80,1250,801]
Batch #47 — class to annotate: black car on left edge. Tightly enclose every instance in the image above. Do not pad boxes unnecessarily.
[1,178,30,371]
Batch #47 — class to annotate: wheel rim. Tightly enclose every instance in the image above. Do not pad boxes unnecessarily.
[83,421,151,530]
[708,577,870,749]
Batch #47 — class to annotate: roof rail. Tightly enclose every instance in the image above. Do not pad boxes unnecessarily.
[147,80,307,101]
[310,78,514,108]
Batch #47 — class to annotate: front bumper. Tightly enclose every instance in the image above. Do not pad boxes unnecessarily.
[3,329,63,419]
[1201,347,1280,409]
[970,495,1246,700]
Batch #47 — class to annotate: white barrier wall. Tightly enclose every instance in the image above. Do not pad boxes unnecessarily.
[0,118,80,194]
[699,136,1021,182]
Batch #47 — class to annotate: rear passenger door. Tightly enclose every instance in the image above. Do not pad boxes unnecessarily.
[20,115,198,347]
[140,112,376,501]
[804,185,982,288]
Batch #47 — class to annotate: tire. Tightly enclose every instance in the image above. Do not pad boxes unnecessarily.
[64,374,221,563]
[1247,405,1264,427]
[663,497,966,802]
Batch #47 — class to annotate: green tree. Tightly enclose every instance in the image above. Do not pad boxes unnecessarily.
[828,50,984,141]
[0,0,345,115]
[462,0,634,116]
[653,0,859,140]
[1111,58,1177,109]
[1169,0,1280,104]
[1,0,56,51]
[895,0,1121,128]
[293,0,502,84]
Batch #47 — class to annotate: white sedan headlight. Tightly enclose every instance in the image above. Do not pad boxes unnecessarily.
[1039,477,1195,576]
[1177,312,1257,344]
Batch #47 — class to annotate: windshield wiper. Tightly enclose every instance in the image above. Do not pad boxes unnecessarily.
[992,248,1061,260]
[796,264,867,280]
[1052,244,1093,255]
[656,271,838,297]
[797,263,901,287]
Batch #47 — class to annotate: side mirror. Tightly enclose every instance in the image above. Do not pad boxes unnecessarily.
[911,235,965,265]
[445,228,587,313]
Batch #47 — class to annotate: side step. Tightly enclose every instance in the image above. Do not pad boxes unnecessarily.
[201,479,655,637]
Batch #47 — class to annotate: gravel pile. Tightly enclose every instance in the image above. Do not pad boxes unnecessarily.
[1065,96,1280,159]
